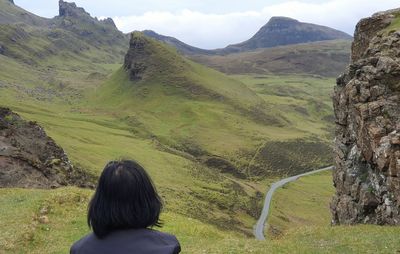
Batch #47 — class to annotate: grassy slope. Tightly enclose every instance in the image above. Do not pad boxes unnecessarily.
[386,14,400,32]
[191,40,351,77]
[92,34,334,177]
[0,70,338,252]
[0,0,47,25]
[2,173,399,253]
[0,38,337,250]
[265,171,400,253]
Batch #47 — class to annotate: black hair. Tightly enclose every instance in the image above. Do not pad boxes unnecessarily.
[88,160,163,238]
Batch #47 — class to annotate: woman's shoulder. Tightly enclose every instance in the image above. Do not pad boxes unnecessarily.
[71,229,180,254]
[70,233,97,253]
[150,230,181,253]
[147,229,179,243]
[125,229,181,253]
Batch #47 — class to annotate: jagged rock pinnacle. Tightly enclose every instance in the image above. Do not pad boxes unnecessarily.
[101,17,117,28]
[59,0,90,18]
[124,33,150,80]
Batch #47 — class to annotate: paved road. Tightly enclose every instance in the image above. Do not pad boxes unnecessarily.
[253,166,334,240]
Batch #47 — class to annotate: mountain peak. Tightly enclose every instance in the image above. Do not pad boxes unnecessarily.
[221,16,352,53]
[59,0,90,18]
[8,0,14,4]
[124,33,159,80]
[268,16,299,24]
[100,17,117,28]
[263,17,300,30]
[123,32,188,81]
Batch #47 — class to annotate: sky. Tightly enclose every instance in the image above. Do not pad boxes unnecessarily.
[14,0,400,49]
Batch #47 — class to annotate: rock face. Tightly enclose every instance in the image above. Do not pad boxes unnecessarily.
[100,17,117,28]
[59,0,90,18]
[331,9,400,225]
[124,34,150,80]
[123,32,187,81]
[0,108,94,188]
[55,0,126,48]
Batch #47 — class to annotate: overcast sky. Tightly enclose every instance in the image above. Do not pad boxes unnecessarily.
[14,0,400,49]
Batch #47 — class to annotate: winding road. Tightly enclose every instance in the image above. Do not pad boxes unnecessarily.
[253,166,334,240]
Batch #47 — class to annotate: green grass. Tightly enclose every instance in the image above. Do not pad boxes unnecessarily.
[268,171,334,236]
[0,0,47,25]
[90,35,334,178]
[264,171,400,253]
[2,172,400,253]
[386,14,400,33]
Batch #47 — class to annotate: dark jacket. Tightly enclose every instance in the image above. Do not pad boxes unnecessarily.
[70,229,181,254]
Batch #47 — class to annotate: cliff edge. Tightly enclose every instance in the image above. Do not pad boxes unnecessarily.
[331,9,400,225]
[0,108,94,188]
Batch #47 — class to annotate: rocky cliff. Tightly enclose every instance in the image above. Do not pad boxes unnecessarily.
[331,9,400,225]
[0,108,94,188]
[55,0,127,48]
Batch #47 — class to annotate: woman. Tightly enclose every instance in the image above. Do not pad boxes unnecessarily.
[71,160,181,254]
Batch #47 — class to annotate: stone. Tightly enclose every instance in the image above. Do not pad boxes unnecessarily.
[0,108,95,188]
[331,8,400,225]
[38,215,49,224]
[391,133,400,145]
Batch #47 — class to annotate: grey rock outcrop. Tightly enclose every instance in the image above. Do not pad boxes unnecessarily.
[0,108,94,188]
[331,9,400,225]
[100,17,117,28]
[59,0,90,18]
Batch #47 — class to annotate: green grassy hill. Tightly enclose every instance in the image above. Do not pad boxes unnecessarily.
[0,30,337,251]
[93,33,334,178]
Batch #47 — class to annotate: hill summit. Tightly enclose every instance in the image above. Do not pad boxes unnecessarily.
[219,16,352,54]
[123,32,188,81]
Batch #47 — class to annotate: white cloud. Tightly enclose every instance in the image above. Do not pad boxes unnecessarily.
[113,0,400,49]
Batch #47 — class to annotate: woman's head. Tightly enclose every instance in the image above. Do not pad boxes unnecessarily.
[88,160,163,238]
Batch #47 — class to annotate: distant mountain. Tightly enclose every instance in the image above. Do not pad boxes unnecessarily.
[144,16,352,56]
[217,17,352,54]
[143,30,214,55]
[191,40,351,77]
[52,0,128,50]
